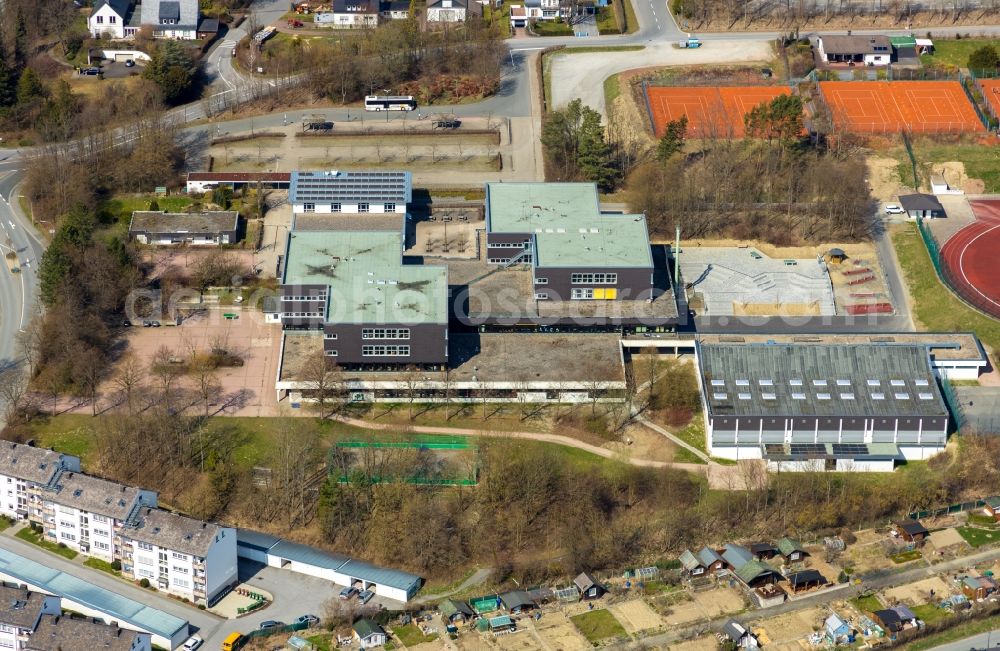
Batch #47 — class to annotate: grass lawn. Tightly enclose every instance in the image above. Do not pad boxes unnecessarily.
[532,20,574,36]
[620,0,638,33]
[967,513,1000,527]
[604,73,621,110]
[890,549,924,564]
[903,141,1000,193]
[0,517,12,533]
[596,6,619,33]
[851,593,883,613]
[892,223,1000,353]
[911,603,947,625]
[391,624,438,646]
[15,527,78,560]
[901,612,1000,650]
[672,420,708,454]
[570,609,628,643]
[921,38,1000,70]
[305,635,332,651]
[101,195,195,226]
[84,557,121,576]
[956,525,999,548]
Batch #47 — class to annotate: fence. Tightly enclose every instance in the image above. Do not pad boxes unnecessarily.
[640,79,656,135]
[957,70,993,131]
[907,499,985,522]
[940,376,967,432]
[233,621,309,650]
[901,130,919,188]
[916,217,1000,320]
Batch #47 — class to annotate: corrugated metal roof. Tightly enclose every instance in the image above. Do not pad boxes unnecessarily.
[236,528,281,552]
[339,559,421,592]
[0,548,187,641]
[270,539,351,570]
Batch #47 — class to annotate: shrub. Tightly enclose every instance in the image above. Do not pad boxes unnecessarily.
[140,578,150,588]
[111,560,121,571]
[57,542,66,549]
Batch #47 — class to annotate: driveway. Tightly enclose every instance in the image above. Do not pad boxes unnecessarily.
[548,38,775,115]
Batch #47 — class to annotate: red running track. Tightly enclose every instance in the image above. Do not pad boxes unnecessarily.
[940,199,1000,319]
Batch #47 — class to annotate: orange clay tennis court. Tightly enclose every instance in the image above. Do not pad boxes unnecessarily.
[646,86,791,138]
[977,79,1000,120]
[818,81,983,134]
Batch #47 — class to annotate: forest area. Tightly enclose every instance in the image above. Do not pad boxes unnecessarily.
[7,406,1000,584]
[626,96,873,244]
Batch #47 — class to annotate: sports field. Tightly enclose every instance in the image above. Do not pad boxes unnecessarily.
[818,81,983,134]
[977,78,1000,119]
[645,86,791,137]
[941,199,1000,319]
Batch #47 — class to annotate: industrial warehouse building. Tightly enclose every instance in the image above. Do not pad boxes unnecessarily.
[698,342,952,471]
[236,530,422,602]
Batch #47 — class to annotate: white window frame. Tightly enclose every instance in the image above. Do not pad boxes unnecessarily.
[362,328,410,340]
[332,203,342,212]
[534,292,548,300]
[361,345,410,357]
[303,203,315,213]
[535,277,548,285]
[384,203,396,212]
[570,272,618,285]
[571,288,594,300]
[359,203,370,213]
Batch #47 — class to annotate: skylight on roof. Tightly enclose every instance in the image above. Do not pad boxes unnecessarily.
[790,379,803,386]
[736,379,749,386]
[895,393,910,400]
[840,393,855,400]
[762,393,776,400]
[711,379,725,386]
[918,393,934,400]
[738,393,752,400]
[713,393,728,401]
[817,393,831,400]
[872,392,885,400]
[792,393,806,400]
[836,379,851,386]
[813,380,827,386]
[867,379,880,386]
[890,380,905,387]
[759,379,773,386]
[915,379,929,386]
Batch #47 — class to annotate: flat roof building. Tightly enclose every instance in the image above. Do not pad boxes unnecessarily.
[699,342,949,471]
[280,230,448,368]
[128,211,240,246]
[289,171,411,215]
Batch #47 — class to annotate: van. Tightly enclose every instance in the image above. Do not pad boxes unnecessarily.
[221,632,242,651]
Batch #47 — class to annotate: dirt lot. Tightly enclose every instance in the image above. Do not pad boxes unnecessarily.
[883,575,954,605]
[669,635,719,650]
[867,156,907,201]
[756,606,828,646]
[103,309,281,417]
[691,586,746,617]
[608,599,665,634]
[531,612,593,651]
[604,422,684,463]
[928,527,970,552]
[141,248,259,281]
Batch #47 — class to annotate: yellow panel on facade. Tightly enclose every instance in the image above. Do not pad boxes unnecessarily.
[605,288,617,299]
[593,288,605,299]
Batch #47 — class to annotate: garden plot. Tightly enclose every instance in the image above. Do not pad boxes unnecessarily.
[608,599,665,634]
[533,612,592,651]
[883,575,953,605]
[756,607,828,645]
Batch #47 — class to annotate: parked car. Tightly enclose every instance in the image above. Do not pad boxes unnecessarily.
[339,587,358,600]
[81,67,100,76]
[884,204,905,215]
[358,590,374,604]
[258,620,284,631]
[296,614,319,627]
[124,59,135,67]
[182,634,203,651]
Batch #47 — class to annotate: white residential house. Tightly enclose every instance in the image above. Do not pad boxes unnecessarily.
[427,0,468,22]
[0,586,61,651]
[380,0,410,19]
[26,614,151,651]
[0,442,80,523]
[89,0,138,39]
[118,508,238,606]
[38,473,157,562]
[315,0,381,28]
[140,0,200,39]
[509,0,564,26]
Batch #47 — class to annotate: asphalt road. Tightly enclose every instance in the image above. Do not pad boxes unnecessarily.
[932,629,1000,651]
[0,167,42,374]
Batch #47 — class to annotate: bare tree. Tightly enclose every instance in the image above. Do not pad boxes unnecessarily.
[114,352,146,416]
[190,358,222,416]
[297,351,346,416]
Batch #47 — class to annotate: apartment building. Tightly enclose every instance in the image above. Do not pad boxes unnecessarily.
[0,443,81,523]
[37,473,157,562]
[0,587,60,651]
[119,508,238,605]
[26,615,150,651]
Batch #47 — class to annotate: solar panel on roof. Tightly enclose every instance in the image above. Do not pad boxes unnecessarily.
[764,444,786,455]
[790,443,825,456]
[832,443,869,456]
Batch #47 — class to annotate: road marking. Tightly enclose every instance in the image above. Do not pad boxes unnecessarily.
[957,221,1000,310]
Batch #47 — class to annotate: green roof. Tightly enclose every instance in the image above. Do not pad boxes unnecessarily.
[700,343,948,418]
[485,182,653,269]
[735,559,778,584]
[283,230,447,325]
[985,496,1000,508]
[776,537,804,556]
[353,619,384,638]
[889,36,916,47]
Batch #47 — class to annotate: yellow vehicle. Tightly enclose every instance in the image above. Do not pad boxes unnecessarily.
[221,632,242,651]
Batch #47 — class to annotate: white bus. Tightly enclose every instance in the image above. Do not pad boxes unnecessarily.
[364,95,418,111]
